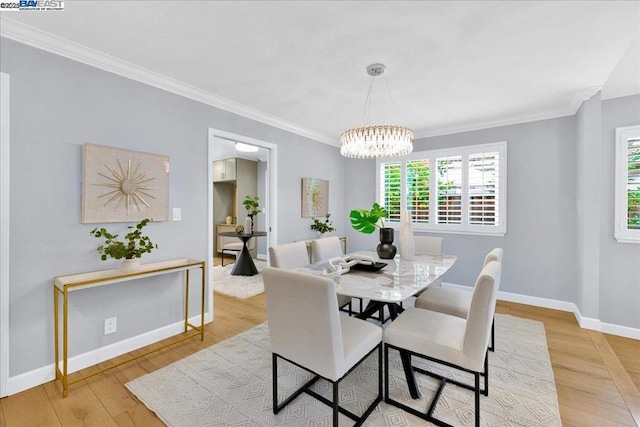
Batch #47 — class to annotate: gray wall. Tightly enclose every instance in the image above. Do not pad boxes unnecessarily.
[345,96,640,329]
[345,117,579,304]
[575,93,603,319]
[1,37,346,377]
[600,95,640,328]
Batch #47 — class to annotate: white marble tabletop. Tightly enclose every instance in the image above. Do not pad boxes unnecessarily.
[294,250,457,303]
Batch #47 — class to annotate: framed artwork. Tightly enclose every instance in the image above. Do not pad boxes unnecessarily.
[82,143,170,223]
[301,177,329,217]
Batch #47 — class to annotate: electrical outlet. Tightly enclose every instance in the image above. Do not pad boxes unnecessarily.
[104,317,117,335]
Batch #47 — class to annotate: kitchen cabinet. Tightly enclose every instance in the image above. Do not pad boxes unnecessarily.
[213,158,237,182]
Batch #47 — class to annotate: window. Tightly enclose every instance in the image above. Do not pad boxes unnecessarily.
[615,125,640,243]
[377,141,507,235]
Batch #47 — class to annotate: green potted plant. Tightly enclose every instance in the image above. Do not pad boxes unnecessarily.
[90,218,158,269]
[310,213,335,237]
[242,195,261,233]
[349,202,396,259]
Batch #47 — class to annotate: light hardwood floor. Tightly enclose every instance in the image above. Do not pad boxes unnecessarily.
[1,271,638,426]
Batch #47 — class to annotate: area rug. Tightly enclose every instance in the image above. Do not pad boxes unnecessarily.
[213,260,267,299]
[126,314,561,426]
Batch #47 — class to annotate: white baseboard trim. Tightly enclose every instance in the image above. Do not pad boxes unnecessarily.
[442,282,640,340]
[601,322,640,340]
[6,312,210,397]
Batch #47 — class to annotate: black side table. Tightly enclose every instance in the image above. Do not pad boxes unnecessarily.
[217,231,267,276]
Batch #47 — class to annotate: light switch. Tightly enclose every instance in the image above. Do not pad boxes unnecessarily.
[172,208,182,221]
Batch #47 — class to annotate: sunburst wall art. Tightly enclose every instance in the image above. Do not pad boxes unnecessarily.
[301,177,328,218]
[82,143,170,223]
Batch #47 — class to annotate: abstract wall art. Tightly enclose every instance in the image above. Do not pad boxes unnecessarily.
[82,143,170,223]
[301,177,328,218]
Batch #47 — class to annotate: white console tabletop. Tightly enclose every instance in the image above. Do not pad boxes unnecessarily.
[53,258,206,397]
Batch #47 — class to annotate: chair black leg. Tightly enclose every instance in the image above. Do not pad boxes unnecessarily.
[333,381,339,427]
[272,353,278,414]
[384,344,390,401]
[378,345,383,400]
[484,349,489,396]
[221,251,225,266]
[489,317,495,352]
[475,372,480,427]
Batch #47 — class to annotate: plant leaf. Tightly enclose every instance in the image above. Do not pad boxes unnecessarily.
[349,209,378,234]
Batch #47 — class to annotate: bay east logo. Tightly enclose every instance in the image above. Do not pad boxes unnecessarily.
[0,0,64,10]
[20,0,63,7]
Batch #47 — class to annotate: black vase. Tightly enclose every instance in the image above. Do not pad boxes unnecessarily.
[377,227,397,259]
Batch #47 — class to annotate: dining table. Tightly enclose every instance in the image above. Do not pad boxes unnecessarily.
[295,250,457,399]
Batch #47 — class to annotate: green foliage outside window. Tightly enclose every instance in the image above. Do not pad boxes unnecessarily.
[628,142,640,229]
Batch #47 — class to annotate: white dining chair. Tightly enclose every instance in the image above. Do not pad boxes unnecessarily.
[268,241,310,269]
[263,267,382,426]
[311,237,360,315]
[311,236,344,263]
[383,260,502,427]
[415,248,503,351]
[269,241,353,315]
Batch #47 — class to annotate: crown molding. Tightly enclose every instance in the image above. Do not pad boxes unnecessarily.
[1,17,607,148]
[0,17,337,146]
[414,86,603,139]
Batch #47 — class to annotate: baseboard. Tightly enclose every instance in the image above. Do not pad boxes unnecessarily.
[442,282,640,340]
[5,312,209,397]
[601,322,640,340]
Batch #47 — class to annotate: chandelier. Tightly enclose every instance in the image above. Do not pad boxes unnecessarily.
[340,64,414,159]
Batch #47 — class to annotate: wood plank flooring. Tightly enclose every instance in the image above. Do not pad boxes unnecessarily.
[1,270,638,426]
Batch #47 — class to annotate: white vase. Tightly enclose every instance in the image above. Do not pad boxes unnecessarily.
[244,216,252,234]
[399,210,415,261]
[120,258,140,271]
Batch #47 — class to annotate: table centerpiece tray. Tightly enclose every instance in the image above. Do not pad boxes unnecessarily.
[350,262,388,272]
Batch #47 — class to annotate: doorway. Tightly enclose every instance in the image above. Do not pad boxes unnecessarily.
[207,129,278,315]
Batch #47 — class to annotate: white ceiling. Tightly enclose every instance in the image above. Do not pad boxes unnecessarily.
[2,1,639,146]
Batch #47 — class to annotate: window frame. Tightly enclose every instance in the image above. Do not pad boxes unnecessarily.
[614,125,640,244]
[376,141,507,236]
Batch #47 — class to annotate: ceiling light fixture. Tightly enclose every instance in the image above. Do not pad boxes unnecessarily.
[340,63,414,159]
[235,142,259,153]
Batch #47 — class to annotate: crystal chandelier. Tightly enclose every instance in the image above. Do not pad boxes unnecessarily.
[340,64,414,159]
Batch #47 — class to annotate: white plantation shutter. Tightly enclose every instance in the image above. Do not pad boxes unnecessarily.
[468,151,499,226]
[380,161,401,222]
[626,138,640,229]
[406,160,430,223]
[616,125,640,242]
[436,155,462,224]
[376,141,507,235]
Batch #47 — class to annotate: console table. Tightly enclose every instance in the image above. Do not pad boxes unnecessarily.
[53,258,206,397]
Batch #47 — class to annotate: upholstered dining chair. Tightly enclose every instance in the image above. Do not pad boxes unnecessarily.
[268,241,310,269]
[269,241,353,315]
[383,260,502,427]
[262,267,382,426]
[311,236,344,263]
[311,237,361,314]
[415,248,503,351]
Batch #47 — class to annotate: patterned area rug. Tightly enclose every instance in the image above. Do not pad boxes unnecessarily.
[126,314,561,426]
[213,260,267,299]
